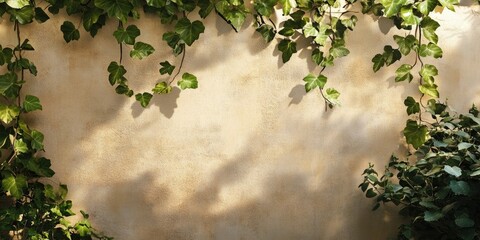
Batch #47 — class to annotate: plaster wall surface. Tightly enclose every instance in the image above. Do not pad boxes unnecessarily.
[1,4,480,240]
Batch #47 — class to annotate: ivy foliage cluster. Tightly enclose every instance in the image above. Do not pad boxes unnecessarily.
[0,0,476,238]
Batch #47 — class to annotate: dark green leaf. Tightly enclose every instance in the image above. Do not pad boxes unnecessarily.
[113,25,140,45]
[404,96,420,115]
[366,188,377,198]
[372,54,385,72]
[178,72,198,89]
[23,95,42,112]
[107,61,127,85]
[278,39,297,63]
[34,7,50,23]
[404,120,429,149]
[254,0,277,16]
[135,92,153,108]
[0,72,20,98]
[421,17,440,44]
[130,42,155,60]
[450,180,470,195]
[159,61,175,75]
[1,174,27,199]
[256,25,276,43]
[455,214,475,228]
[198,0,214,18]
[424,211,443,222]
[94,0,133,23]
[10,6,35,24]
[25,157,55,177]
[60,21,80,43]
[311,49,323,65]
[175,18,205,46]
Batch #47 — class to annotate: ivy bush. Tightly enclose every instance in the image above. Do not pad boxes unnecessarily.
[0,0,476,238]
[361,103,480,239]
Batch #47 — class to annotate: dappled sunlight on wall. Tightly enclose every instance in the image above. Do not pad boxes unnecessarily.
[2,4,480,239]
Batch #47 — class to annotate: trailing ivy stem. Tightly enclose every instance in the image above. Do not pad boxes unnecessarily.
[118,21,123,64]
[169,48,186,85]
[268,18,276,30]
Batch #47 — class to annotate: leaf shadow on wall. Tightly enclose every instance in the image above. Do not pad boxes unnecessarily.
[131,87,182,119]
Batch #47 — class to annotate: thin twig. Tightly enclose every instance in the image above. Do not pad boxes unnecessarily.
[169,48,186,85]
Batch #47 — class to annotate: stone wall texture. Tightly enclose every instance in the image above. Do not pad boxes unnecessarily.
[2,4,480,239]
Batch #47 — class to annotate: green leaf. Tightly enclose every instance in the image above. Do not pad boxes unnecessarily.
[25,157,55,177]
[10,6,35,24]
[382,45,401,66]
[366,188,377,198]
[278,39,297,63]
[0,72,20,98]
[94,0,133,23]
[152,82,172,94]
[303,73,327,92]
[394,35,417,55]
[34,7,50,23]
[404,120,429,149]
[303,22,318,38]
[1,174,27,199]
[381,0,407,17]
[75,220,92,237]
[419,84,439,98]
[421,17,440,44]
[254,0,277,16]
[198,0,214,18]
[400,6,420,25]
[135,92,153,108]
[60,21,80,43]
[438,0,458,11]
[444,165,462,177]
[424,211,443,222]
[146,0,166,7]
[458,142,473,150]
[419,43,443,58]
[420,64,438,79]
[23,95,42,112]
[396,64,413,82]
[215,0,248,31]
[130,42,155,60]
[311,49,323,65]
[450,180,470,195]
[83,7,102,31]
[14,139,28,153]
[0,104,20,124]
[417,0,437,15]
[107,61,126,85]
[159,61,175,75]
[455,214,475,228]
[175,18,205,46]
[6,0,29,9]
[29,130,44,150]
[404,96,420,115]
[256,25,276,43]
[325,88,340,106]
[113,25,140,45]
[279,0,297,15]
[330,45,350,58]
[470,169,480,176]
[178,72,198,89]
[372,54,385,72]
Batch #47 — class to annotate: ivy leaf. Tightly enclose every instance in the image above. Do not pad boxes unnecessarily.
[278,39,297,63]
[366,188,377,198]
[382,45,401,66]
[312,48,323,65]
[107,61,126,85]
[152,82,172,94]
[159,61,175,75]
[254,0,277,16]
[421,17,440,44]
[255,25,276,43]
[438,0,458,11]
[135,92,153,108]
[113,25,140,45]
[303,22,319,38]
[1,174,27,199]
[449,180,470,195]
[424,211,444,222]
[146,0,166,7]
[381,0,407,17]
[419,84,439,98]
[420,64,438,79]
[14,139,28,153]
[444,165,462,177]
[23,95,42,112]
[400,6,420,25]
[178,72,198,89]
[25,157,55,177]
[418,0,437,15]
[130,42,155,60]
[279,0,297,15]
[455,214,475,228]
[458,142,473,150]
[404,120,429,149]
[0,104,20,124]
[372,54,385,72]
[394,35,417,55]
[325,88,340,106]
[396,64,413,82]
[34,7,50,23]
[175,18,205,46]
[419,43,443,58]
[330,44,350,58]
[6,0,29,9]
[30,130,44,151]
[303,73,327,92]
[10,6,35,24]
[215,0,248,31]
[60,21,80,43]
[94,0,133,23]
[198,0,214,18]
[0,72,20,98]
[404,96,420,115]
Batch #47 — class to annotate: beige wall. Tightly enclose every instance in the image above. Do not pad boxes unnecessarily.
[2,5,480,239]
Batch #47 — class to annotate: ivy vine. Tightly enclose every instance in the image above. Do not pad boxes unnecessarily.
[0,0,476,238]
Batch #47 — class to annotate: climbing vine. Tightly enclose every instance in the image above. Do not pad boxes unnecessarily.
[0,0,476,238]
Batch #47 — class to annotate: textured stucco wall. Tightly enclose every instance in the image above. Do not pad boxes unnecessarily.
[1,5,480,239]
